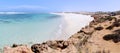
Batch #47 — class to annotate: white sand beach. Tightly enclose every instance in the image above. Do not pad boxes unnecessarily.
[52,13,94,40]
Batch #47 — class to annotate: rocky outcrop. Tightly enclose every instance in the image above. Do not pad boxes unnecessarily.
[31,40,78,53]
[4,44,33,53]
[78,15,120,53]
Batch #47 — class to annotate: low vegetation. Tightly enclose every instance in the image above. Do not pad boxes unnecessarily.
[95,16,115,23]
[103,29,120,43]
[103,34,120,43]
[106,18,120,30]
[94,26,104,31]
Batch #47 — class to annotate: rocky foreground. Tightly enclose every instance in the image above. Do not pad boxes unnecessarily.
[4,13,120,53]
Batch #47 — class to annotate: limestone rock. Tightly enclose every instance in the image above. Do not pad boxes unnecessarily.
[4,45,33,53]
[31,40,78,53]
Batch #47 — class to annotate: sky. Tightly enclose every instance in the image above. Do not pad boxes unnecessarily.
[0,0,120,12]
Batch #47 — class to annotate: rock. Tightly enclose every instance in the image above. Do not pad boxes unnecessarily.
[31,43,48,53]
[12,44,18,48]
[31,40,72,53]
[4,45,33,53]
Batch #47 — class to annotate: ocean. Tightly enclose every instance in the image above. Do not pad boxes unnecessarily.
[0,13,62,49]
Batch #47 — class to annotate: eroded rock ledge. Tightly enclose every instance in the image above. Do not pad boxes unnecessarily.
[4,44,33,53]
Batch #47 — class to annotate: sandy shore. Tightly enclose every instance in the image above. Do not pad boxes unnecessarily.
[52,13,94,40]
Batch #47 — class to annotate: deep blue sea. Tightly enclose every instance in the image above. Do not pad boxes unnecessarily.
[0,13,62,48]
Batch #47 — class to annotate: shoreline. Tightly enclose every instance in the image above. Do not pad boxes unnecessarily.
[52,13,94,40]
[3,13,94,53]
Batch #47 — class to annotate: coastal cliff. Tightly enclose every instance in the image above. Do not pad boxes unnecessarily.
[4,13,120,53]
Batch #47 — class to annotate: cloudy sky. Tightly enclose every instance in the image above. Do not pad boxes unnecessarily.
[0,0,120,12]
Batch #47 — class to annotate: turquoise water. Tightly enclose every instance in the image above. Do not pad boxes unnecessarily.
[0,13,62,48]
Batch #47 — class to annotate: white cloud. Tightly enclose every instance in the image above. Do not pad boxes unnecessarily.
[16,5,45,9]
[5,5,47,10]
[0,5,48,12]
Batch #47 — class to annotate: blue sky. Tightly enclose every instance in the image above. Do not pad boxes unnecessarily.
[0,0,120,12]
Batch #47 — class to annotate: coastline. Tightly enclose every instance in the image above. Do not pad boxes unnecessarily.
[27,13,120,53]
[52,13,94,40]
[4,12,120,53]
[3,13,94,53]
